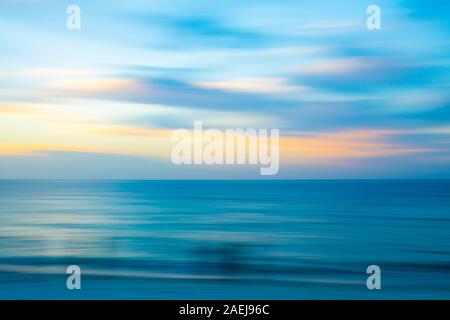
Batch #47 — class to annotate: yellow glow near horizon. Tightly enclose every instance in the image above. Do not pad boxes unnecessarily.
[0,98,436,163]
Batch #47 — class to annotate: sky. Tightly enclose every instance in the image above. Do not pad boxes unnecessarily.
[0,0,449,179]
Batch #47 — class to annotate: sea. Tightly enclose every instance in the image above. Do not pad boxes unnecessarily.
[0,180,449,299]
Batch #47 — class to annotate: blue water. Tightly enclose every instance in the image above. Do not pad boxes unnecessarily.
[0,180,449,299]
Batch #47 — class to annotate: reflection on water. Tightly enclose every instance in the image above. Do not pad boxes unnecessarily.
[0,180,449,299]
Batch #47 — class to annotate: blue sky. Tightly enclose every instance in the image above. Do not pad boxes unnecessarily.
[0,0,449,179]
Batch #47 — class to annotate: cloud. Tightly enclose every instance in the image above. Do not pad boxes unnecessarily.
[22,68,103,78]
[281,129,434,163]
[299,58,372,76]
[42,75,299,112]
[195,77,308,94]
[299,21,357,31]
[0,144,102,157]
[87,125,171,138]
[0,103,39,115]
[50,78,138,94]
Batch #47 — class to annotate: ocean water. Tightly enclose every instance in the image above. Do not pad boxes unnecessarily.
[0,180,449,299]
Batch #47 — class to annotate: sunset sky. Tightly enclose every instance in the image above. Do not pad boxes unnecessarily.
[1,0,449,179]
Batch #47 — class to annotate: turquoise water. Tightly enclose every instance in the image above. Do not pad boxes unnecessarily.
[0,180,449,299]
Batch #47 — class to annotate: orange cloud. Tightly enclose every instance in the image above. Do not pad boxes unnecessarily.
[0,121,434,166]
[50,78,139,94]
[281,129,432,163]
[0,103,39,115]
[87,125,172,138]
[0,144,101,156]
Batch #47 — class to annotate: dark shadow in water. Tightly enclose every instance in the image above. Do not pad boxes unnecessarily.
[192,242,252,276]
